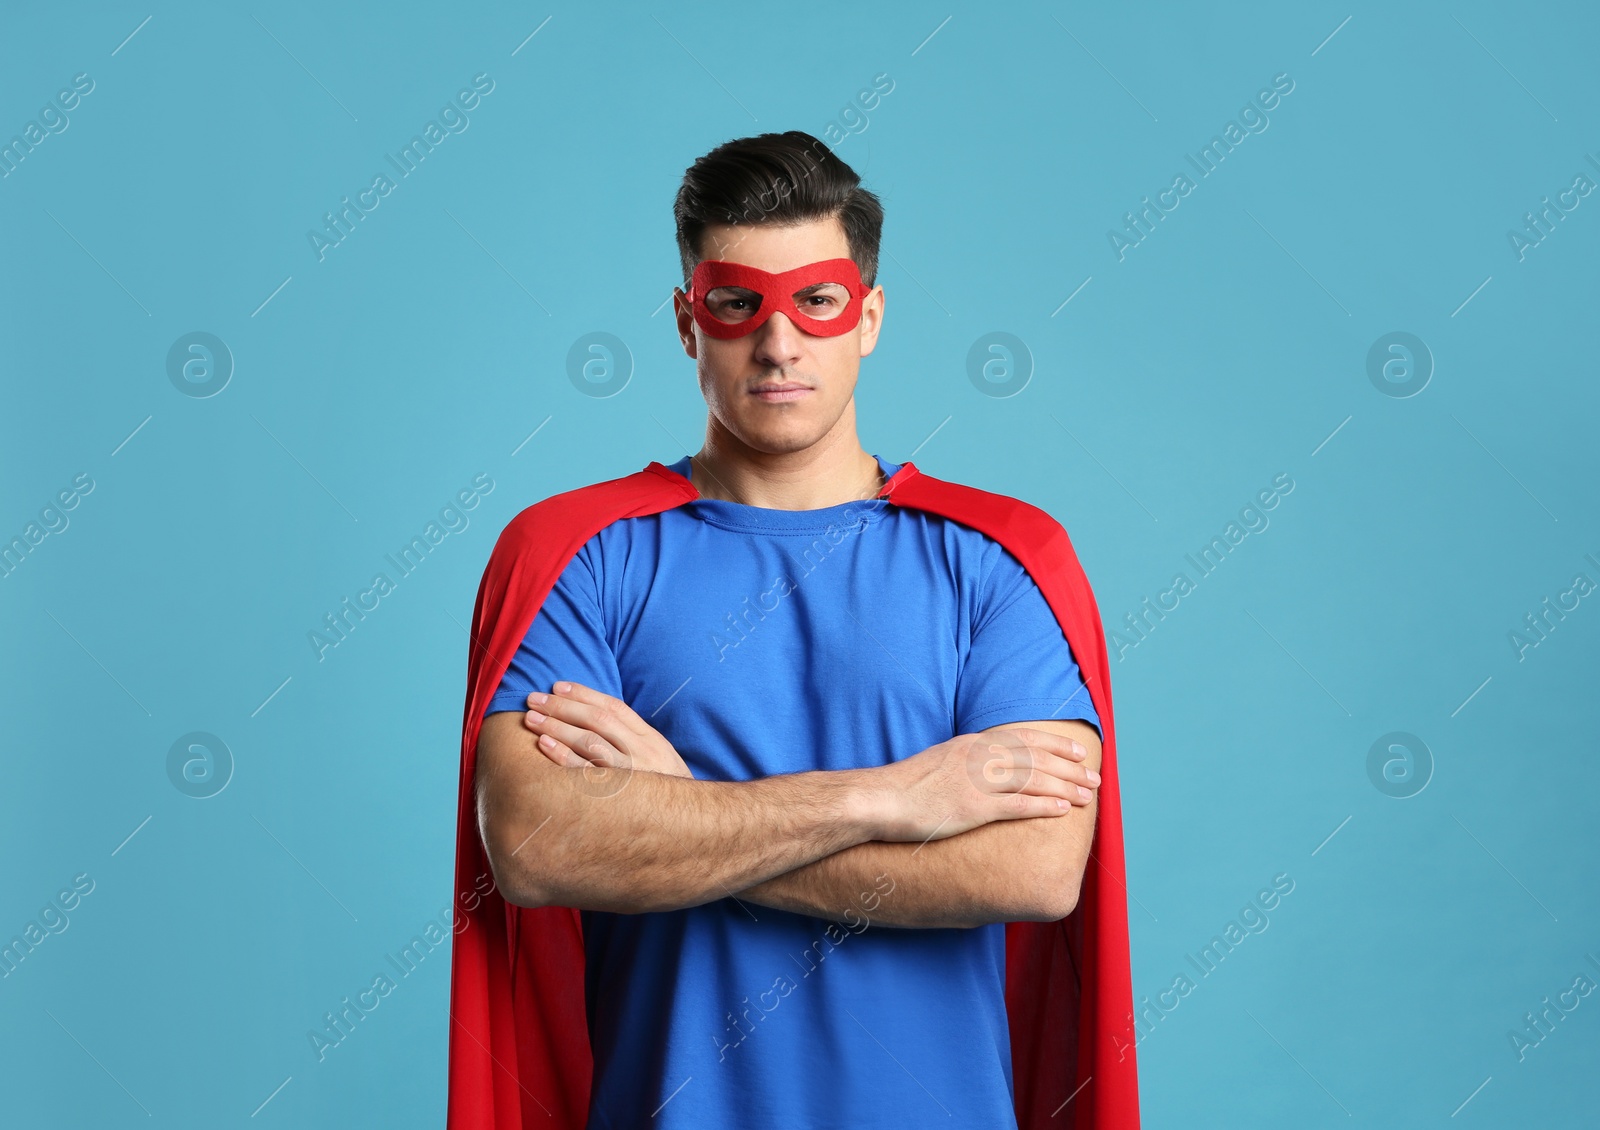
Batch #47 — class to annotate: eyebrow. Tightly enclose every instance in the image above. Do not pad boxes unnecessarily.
[710,282,846,297]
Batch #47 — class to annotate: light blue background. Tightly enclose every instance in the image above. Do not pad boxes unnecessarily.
[3,2,1597,1126]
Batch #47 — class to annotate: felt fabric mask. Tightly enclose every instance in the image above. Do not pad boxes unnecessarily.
[685,258,871,339]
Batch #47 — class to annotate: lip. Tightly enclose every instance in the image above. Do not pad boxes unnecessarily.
[750,385,813,402]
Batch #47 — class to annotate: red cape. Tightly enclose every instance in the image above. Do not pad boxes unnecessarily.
[446,459,1140,1128]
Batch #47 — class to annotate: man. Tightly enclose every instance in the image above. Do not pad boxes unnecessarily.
[448,131,1139,1128]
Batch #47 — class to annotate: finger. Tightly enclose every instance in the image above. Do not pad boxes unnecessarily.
[975,738,1100,794]
[551,681,654,738]
[1000,729,1088,762]
[533,732,587,769]
[1034,750,1102,790]
[536,685,642,746]
[996,753,1097,804]
[1018,729,1090,766]
[992,745,1100,790]
[977,748,1094,805]
[1015,772,1097,806]
[527,711,627,768]
[1015,738,1101,787]
[991,792,1078,821]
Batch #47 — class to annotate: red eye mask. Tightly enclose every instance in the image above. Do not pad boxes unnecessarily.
[685,258,871,339]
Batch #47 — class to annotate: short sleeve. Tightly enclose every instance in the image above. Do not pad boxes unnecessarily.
[953,543,1102,738]
[483,541,625,717]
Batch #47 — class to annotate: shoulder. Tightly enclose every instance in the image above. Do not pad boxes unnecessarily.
[887,466,1097,606]
[887,465,1072,548]
[493,474,626,546]
[489,464,690,562]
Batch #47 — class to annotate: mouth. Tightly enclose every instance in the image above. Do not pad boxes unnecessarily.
[750,383,813,402]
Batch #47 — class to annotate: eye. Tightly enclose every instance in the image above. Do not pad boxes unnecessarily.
[796,284,850,315]
[703,286,762,322]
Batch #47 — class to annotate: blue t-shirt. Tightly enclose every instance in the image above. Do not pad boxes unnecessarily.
[485,453,1100,1130]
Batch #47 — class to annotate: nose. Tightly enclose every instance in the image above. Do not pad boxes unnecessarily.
[750,311,805,369]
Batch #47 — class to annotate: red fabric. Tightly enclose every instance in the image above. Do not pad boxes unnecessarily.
[446,459,1140,1129]
[686,257,871,338]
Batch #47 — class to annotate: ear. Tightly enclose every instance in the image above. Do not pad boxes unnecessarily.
[857,284,885,358]
[672,286,699,359]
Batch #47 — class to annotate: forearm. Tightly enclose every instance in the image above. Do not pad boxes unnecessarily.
[736,808,1094,929]
[490,697,1102,924]
[484,755,884,915]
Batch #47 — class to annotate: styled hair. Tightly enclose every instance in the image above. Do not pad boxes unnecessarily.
[673,131,884,288]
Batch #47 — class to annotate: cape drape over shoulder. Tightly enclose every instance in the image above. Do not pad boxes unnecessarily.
[446,460,1140,1129]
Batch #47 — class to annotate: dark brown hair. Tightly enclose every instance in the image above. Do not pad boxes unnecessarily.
[673,131,884,288]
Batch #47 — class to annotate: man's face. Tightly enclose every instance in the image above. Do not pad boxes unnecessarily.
[672,215,883,457]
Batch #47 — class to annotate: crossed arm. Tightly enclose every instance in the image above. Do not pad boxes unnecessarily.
[729,720,1100,929]
[476,682,1102,930]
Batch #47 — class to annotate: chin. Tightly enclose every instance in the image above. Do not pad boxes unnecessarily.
[744,430,825,456]
[732,417,830,455]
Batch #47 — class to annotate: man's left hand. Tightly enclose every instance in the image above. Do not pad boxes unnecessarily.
[522,681,694,778]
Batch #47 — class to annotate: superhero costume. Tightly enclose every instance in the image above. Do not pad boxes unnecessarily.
[445,456,1141,1128]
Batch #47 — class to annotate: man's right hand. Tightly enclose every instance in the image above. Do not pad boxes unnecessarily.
[871,728,1099,844]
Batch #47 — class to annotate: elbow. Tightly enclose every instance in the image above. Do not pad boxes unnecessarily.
[480,816,665,915]
[479,813,556,910]
[1049,883,1082,921]
[1028,888,1080,923]
[1020,873,1083,923]
[495,868,549,911]
[485,854,547,911]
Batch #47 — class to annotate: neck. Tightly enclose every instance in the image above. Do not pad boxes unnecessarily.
[689,414,885,510]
